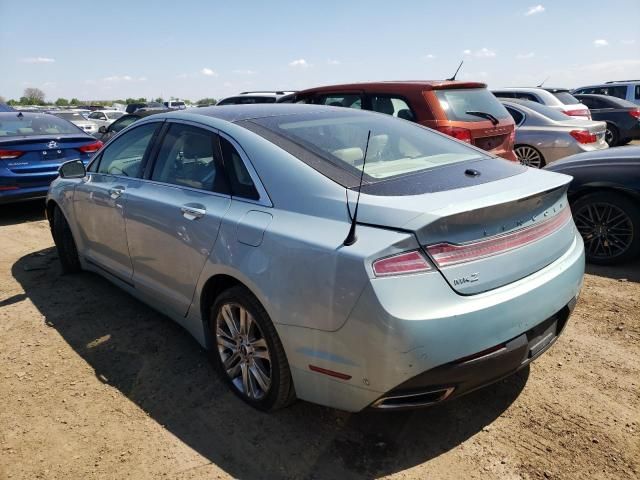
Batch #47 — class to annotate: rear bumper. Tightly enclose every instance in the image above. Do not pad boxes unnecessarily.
[0,185,49,204]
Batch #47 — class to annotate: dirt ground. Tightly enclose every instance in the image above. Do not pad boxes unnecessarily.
[0,201,638,480]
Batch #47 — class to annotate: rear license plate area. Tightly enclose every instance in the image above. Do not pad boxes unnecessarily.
[40,150,64,160]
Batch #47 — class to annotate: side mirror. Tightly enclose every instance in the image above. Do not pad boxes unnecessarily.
[98,125,107,134]
[59,160,86,179]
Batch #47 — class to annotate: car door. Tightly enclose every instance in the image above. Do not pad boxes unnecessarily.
[124,120,232,316]
[74,121,162,282]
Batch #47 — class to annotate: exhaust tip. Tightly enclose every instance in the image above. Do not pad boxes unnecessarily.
[371,387,455,409]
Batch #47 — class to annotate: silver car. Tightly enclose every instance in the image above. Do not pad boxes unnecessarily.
[46,105,584,412]
[501,99,608,168]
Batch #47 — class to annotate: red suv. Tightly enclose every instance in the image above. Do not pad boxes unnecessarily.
[288,81,517,161]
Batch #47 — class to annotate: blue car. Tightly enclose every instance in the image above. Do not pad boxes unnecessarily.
[0,112,102,204]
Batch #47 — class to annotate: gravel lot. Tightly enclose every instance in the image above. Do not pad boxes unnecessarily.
[0,200,638,480]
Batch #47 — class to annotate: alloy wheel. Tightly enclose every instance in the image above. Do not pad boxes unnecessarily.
[574,202,634,260]
[216,303,272,400]
[515,146,543,168]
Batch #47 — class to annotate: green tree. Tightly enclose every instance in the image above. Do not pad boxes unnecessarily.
[154,97,163,103]
[55,97,69,106]
[23,87,46,104]
[136,97,147,103]
[196,97,217,106]
[70,98,80,105]
[7,99,18,106]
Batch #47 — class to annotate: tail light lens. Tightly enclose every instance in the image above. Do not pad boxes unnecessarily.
[372,250,432,277]
[436,126,472,143]
[0,150,24,160]
[569,130,597,144]
[77,141,103,153]
[563,109,591,119]
[629,109,640,119]
[426,207,572,267]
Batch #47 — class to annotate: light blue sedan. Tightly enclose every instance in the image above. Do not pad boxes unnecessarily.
[46,105,584,412]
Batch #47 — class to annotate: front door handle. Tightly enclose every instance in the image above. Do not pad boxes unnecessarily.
[109,186,125,199]
[181,204,206,220]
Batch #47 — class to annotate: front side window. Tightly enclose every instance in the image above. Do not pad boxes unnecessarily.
[96,123,158,177]
[435,88,511,122]
[88,112,101,120]
[317,94,362,109]
[370,96,415,121]
[151,124,225,192]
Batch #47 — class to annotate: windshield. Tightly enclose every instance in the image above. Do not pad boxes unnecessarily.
[111,116,138,132]
[0,113,83,136]
[435,88,511,122]
[552,92,580,105]
[53,112,87,122]
[250,110,488,182]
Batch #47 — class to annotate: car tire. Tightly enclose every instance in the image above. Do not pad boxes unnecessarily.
[52,206,82,274]
[605,124,619,147]
[514,145,545,168]
[572,191,640,265]
[210,286,296,411]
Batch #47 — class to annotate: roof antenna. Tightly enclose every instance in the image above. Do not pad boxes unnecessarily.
[537,76,549,87]
[447,60,464,81]
[343,130,371,246]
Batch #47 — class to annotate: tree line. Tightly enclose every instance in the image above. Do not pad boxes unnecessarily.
[1,89,217,107]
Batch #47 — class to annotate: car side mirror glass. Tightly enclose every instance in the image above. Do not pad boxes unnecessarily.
[59,160,86,179]
[98,125,107,134]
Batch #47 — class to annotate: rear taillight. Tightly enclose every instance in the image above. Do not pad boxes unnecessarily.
[436,126,472,143]
[0,150,24,160]
[77,141,103,153]
[372,250,432,277]
[569,130,597,144]
[426,207,572,267]
[629,109,640,119]
[563,109,591,119]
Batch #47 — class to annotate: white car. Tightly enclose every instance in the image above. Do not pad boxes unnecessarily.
[51,111,98,134]
[492,87,591,119]
[87,110,125,129]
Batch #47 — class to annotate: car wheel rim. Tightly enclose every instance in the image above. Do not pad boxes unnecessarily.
[605,129,614,145]
[515,146,542,168]
[574,202,634,260]
[216,303,272,400]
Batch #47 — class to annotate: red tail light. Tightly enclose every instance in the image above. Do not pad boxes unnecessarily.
[436,126,472,143]
[563,109,591,119]
[77,141,103,153]
[0,150,24,160]
[569,130,597,144]
[629,109,640,119]
[426,207,572,267]
[372,250,432,277]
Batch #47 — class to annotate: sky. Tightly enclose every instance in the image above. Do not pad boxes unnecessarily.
[1,0,639,102]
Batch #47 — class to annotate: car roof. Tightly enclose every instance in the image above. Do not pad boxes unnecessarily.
[574,93,637,108]
[297,80,487,94]
[492,87,549,92]
[542,88,572,93]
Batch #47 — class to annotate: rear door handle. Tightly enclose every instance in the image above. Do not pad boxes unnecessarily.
[109,186,125,199]
[181,204,206,220]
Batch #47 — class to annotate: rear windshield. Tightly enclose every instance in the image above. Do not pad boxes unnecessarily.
[517,101,571,121]
[552,92,580,105]
[435,88,511,122]
[249,110,488,182]
[0,114,83,137]
[105,111,124,120]
[218,96,277,105]
[53,112,87,121]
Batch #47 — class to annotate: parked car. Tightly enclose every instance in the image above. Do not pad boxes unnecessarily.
[163,100,187,110]
[291,81,517,160]
[50,110,98,134]
[501,99,608,168]
[545,146,640,265]
[574,94,640,146]
[492,87,591,119]
[93,110,162,142]
[0,103,15,112]
[47,104,584,412]
[125,102,166,114]
[573,81,640,106]
[217,91,296,105]
[86,110,125,130]
[0,112,102,204]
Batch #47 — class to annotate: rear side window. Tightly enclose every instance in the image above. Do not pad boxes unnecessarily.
[635,85,640,100]
[317,94,362,109]
[552,92,580,105]
[435,88,511,122]
[96,123,158,177]
[514,93,539,102]
[151,124,227,193]
[219,136,259,200]
[370,96,415,121]
[505,106,525,125]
